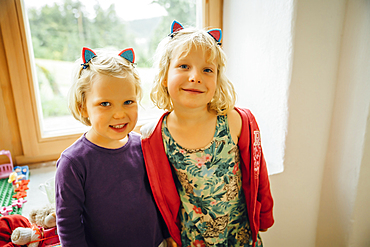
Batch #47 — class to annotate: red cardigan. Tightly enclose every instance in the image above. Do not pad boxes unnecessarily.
[141,107,274,246]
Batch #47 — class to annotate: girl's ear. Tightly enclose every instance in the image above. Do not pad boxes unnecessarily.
[118,48,135,63]
[207,29,222,43]
[82,47,97,64]
[80,104,88,118]
[170,20,184,34]
[162,79,168,87]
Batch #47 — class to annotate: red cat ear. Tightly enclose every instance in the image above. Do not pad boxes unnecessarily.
[82,47,97,64]
[118,48,135,63]
[207,29,222,43]
[171,20,184,34]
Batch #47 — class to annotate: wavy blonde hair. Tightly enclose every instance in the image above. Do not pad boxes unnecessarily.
[68,48,142,126]
[150,27,236,115]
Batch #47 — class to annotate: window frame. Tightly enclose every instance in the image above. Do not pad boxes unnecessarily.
[0,0,223,165]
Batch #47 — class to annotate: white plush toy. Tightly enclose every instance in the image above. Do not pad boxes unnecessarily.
[29,204,56,229]
[11,204,56,247]
[11,225,42,247]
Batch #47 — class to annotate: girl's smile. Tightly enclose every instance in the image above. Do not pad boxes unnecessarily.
[109,123,128,132]
[182,88,205,93]
[110,123,126,129]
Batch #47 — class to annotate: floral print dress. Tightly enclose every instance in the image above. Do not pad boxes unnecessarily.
[162,115,263,247]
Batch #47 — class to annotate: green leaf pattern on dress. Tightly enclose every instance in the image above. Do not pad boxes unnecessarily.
[162,115,263,247]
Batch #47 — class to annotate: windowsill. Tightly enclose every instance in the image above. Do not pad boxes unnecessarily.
[40,107,165,138]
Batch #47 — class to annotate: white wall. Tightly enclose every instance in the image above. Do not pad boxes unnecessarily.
[316,0,370,246]
[223,0,370,246]
[349,111,370,246]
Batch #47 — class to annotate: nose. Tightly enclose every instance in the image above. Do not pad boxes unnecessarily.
[189,69,201,83]
[113,107,126,119]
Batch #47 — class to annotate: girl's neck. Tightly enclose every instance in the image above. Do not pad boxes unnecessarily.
[166,107,218,149]
[169,107,216,126]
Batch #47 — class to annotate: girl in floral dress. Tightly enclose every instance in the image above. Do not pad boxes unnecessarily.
[141,20,274,247]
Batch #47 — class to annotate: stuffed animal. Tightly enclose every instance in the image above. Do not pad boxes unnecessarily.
[9,204,59,247]
[11,224,42,247]
[28,204,56,229]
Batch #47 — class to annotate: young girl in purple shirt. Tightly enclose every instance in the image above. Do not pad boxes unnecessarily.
[55,47,173,247]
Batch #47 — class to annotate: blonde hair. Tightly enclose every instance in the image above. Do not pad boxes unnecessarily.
[68,48,142,126]
[150,27,236,115]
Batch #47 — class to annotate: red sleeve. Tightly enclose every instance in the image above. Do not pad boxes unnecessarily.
[0,215,31,247]
[141,115,182,246]
[236,107,274,232]
[257,151,274,229]
[246,109,274,229]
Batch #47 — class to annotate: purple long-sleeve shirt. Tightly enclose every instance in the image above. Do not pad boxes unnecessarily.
[55,132,165,247]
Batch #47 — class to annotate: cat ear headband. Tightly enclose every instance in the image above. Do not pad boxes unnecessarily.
[81,47,136,69]
[169,20,222,46]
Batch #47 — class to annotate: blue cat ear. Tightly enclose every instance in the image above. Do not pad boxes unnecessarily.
[207,29,222,42]
[118,48,135,63]
[171,20,184,34]
[82,47,97,64]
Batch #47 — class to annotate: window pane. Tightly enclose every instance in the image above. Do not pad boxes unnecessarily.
[24,0,199,137]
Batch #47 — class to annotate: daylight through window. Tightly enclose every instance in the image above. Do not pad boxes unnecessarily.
[24,0,199,137]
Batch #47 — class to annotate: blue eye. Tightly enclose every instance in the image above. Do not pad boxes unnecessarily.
[100,102,111,107]
[204,68,213,73]
[180,64,189,69]
[124,100,134,105]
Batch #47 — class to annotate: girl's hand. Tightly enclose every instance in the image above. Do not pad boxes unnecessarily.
[259,228,268,232]
[166,237,178,247]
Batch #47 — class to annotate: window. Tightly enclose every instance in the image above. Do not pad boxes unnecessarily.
[223,1,293,175]
[25,0,199,137]
[0,0,222,164]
